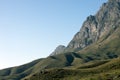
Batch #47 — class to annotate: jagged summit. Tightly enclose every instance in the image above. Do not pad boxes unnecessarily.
[65,0,120,51]
[51,0,120,55]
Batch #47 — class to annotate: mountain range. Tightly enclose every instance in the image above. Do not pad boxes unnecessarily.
[0,0,120,80]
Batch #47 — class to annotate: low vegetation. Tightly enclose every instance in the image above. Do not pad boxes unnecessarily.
[23,58,120,80]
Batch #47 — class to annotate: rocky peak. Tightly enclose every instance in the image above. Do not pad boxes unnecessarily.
[50,0,120,55]
[50,45,66,56]
[66,15,98,51]
[66,0,120,51]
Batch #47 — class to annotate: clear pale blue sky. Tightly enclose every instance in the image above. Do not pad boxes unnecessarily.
[0,0,107,69]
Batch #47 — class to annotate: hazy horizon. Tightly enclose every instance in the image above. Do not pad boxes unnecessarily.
[0,0,107,69]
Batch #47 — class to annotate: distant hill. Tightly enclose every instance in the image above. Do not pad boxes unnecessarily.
[0,0,120,80]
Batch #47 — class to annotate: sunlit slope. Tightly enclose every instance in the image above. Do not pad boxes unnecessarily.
[24,57,120,80]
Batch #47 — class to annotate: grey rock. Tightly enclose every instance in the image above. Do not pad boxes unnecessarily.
[66,0,120,51]
[50,45,66,56]
[50,0,120,55]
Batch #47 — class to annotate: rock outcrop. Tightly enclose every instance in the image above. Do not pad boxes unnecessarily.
[50,45,66,56]
[66,0,120,51]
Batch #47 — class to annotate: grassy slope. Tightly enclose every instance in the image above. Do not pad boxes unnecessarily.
[23,27,120,80]
[0,58,44,80]
[24,57,120,80]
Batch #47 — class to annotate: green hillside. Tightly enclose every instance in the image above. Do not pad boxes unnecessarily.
[23,58,120,80]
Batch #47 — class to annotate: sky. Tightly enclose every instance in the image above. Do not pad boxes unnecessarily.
[0,0,107,69]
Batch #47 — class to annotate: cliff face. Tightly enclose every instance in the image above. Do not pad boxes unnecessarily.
[67,15,98,50]
[51,0,120,54]
[66,0,120,51]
